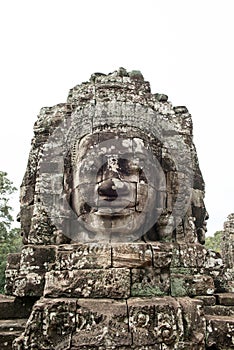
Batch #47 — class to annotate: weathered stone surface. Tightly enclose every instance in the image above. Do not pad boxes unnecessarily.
[0,319,27,350]
[204,249,224,271]
[6,246,56,297]
[44,268,131,298]
[131,267,170,296]
[205,305,234,316]
[203,249,228,294]
[72,299,131,348]
[216,292,234,306]
[171,271,214,297]
[112,243,153,268]
[0,294,36,350]
[176,343,205,350]
[128,297,184,346]
[177,298,206,345]
[71,346,161,350]
[195,295,216,306]
[13,271,45,297]
[14,297,207,349]
[170,243,181,267]
[178,244,207,268]
[222,213,234,270]
[151,242,173,267]
[19,245,56,273]
[13,298,77,350]
[0,295,35,319]
[4,253,20,295]
[206,315,234,349]
[56,244,111,270]
[221,214,234,294]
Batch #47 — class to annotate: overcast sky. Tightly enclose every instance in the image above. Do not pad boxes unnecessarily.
[0,0,233,235]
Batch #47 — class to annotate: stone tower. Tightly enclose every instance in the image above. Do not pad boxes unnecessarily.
[222,213,234,291]
[3,69,234,349]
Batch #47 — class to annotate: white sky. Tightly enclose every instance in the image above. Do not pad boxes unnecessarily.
[0,0,233,235]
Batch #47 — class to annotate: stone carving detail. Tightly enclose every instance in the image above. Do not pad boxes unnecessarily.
[18,68,207,246]
[4,69,234,349]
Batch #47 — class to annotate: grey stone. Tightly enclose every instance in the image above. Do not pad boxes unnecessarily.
[44,268,131,298]
[3,68,234,349]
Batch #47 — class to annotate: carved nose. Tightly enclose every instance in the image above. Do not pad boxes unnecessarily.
[98,178,129,201]
[98,179,117,200]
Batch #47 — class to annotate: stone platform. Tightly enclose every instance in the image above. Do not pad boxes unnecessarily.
[13,296,206,350]
[3,243,233,349]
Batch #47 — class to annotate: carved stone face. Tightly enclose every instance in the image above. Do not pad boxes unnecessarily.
[70,129,166,241]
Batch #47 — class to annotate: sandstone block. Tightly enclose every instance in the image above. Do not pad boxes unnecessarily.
[13,272,45,297]
[44,268,131,298]
[177,297,206,344]
[72,299,131,347]
[13,298,77,350]
[151,242,173,267]
[4,253,20,295]
[205,305,234,316]
[170,243,181,267]
[19,245,56,273]
[171,272,214,297]
[56,244,111,270]
[111,243,152,268]
[131,267,170,297]
[70,346,161,350]
[178,244,207,268]
[206,315,234,349]
[175,342,205,350]
[195,295,216,306]
[216,292,234,306]
[128,297,183,346]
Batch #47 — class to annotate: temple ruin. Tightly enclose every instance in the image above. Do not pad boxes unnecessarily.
[1,68,233,349]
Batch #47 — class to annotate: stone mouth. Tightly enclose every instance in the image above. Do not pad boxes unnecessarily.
[97,198,136,208]
[94,207,134,216]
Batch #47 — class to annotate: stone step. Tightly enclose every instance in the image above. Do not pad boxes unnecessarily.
[205,304,234,317]
[0,319,27,332]
[0,294,37,319]
[215,292,234,306]
[206,315,234,349]
[0,319,27,350]
[0,332,21,350]
[0,296,16,319]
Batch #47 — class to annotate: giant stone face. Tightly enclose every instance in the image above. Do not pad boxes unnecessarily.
[19,69,207,245]
[69,129,166,242]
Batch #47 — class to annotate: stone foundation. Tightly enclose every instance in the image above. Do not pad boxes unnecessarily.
[4,243,233,349]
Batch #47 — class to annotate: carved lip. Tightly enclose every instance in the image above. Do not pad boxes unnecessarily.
[98,198,135,207]
[94,198,137,216]
[94,207,135,216]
